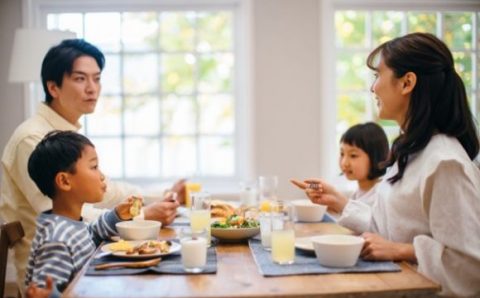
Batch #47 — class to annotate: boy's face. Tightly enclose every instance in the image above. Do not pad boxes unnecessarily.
[68,145,106,203]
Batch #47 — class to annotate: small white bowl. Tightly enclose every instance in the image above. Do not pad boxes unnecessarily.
[291,199,327,222]
[311,234,364,267]
[116,220,161,240]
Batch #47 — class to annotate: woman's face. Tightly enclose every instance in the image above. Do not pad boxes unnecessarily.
[370,58,410,126]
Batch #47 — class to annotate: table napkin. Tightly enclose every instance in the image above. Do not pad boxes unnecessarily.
[248,239,400,277]
[85,245,217,276]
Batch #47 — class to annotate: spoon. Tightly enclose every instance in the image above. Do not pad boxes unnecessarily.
[94,257,162,270]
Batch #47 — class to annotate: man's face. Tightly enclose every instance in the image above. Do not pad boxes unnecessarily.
[49,56,101,120]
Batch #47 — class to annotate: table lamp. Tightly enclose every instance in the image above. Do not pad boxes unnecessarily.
[8,28,76,116]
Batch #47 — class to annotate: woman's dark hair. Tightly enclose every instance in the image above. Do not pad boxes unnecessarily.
[366,32,479,184]
[28,130,94,199]
[340,122,389,180]
[41,39,105,103]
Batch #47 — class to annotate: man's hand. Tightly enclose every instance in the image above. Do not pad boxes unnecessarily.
[170,179,187,205]
[144,200,180,226]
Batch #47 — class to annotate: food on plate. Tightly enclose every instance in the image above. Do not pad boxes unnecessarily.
[129,196,143,217]
[109,240,134,252]
[211,214,260,229]
[210,200,236,218]
[125,240,171,255]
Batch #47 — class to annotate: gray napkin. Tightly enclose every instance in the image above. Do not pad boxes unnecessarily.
[248,239,400,276]
[86,245,217,276]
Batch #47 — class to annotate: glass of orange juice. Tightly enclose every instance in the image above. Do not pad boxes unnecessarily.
[190,192,211,246]
[185,182,202,208]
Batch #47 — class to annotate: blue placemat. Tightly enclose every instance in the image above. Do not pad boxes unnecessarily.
[86,245,217,276]
[248,239,400,276]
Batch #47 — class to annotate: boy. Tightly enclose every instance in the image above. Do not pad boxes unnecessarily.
[25,130,139,295]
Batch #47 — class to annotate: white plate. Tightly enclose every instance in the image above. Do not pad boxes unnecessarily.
[211,227,260,241]
[295,237,314,252]
[101,240,180,259]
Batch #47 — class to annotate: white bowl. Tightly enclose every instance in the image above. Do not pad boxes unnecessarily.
[291,199,327,222]
[311,234,364,267]
[116,220,161,240]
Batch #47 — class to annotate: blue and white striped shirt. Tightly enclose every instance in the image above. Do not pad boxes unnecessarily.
[25,210,120,292]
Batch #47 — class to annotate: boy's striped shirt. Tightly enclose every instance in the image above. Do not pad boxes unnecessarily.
[25,210,120,291]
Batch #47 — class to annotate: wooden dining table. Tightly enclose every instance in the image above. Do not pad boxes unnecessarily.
[63,220,440,298]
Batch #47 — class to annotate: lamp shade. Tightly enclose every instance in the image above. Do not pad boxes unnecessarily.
[8,28,77,83]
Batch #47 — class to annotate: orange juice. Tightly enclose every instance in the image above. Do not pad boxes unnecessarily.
[185,182,202,208]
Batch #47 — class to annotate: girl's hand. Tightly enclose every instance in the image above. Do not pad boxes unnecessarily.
[26,276,54,298]
[115,196,144,220]
[291,178,348,213]
[360,232,417,262]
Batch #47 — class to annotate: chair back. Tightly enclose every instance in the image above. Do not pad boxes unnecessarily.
[0,221,24,298]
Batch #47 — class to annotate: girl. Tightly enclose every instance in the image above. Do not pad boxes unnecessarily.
[299,33,480,297]
[291,122,389,227]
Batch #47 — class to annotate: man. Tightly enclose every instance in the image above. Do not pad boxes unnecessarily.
[0,39,185,292]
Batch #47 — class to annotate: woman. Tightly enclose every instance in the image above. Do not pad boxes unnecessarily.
[300,33,480,297]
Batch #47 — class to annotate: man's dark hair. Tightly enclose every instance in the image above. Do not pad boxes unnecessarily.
[41,39,105,103]
[28,130,94,199]
[340,122,389,180]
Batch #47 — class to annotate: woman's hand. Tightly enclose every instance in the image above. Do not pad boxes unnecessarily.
[115,196,144,220]
[290,178,348,213]
[361,232,417,262]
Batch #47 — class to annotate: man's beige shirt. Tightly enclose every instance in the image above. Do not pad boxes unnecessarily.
[0,103,139,289]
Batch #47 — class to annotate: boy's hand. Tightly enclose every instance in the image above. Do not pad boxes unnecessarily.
[115,196,144,220]
[26,276,54,298]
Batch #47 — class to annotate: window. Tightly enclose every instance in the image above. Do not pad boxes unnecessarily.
[334,4,480,142]
[33,0,249,187]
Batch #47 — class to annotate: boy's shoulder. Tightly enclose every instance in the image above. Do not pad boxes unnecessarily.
[35,212,87,243]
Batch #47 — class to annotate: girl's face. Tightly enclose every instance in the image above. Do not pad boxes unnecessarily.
[370,58,410,126]
[339,143,371,182]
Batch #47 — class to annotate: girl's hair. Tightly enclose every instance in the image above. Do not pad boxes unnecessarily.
[366,32,479,184]
[340,122,389,180]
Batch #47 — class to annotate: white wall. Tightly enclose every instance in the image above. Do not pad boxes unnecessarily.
[0,0,325,199]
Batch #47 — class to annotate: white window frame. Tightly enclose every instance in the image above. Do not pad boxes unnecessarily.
[319,0,480,178]
[22,0,253,192]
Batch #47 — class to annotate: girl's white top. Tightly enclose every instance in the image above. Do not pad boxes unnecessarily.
[338,134,480,297]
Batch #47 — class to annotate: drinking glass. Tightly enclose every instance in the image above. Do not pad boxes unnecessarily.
[271,211,295,265]
[190,192,211,245]
[258,175,278,202]
[180,227,208,273]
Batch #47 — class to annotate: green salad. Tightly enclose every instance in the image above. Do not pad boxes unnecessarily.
[211,215,260,229]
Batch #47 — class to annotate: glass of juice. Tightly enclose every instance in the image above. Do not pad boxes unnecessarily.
[190,192,211,246]
[271,203,295,265]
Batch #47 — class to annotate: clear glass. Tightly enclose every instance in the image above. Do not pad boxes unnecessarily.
[271,215,295,265]
[190,192,212,245]
[258,176,279,202]
[180,227,208,273]
[259,211,283,251]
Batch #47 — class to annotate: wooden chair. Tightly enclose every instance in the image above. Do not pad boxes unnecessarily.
[0,221,24,298]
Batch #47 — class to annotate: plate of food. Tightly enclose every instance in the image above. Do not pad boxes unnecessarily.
[294,236,314,252]
[211,215,260,241]
[101,239,180,259]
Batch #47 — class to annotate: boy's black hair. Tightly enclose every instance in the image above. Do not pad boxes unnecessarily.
[41,39,105,103]
[340,122,389,180]
[28,130,94,199]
